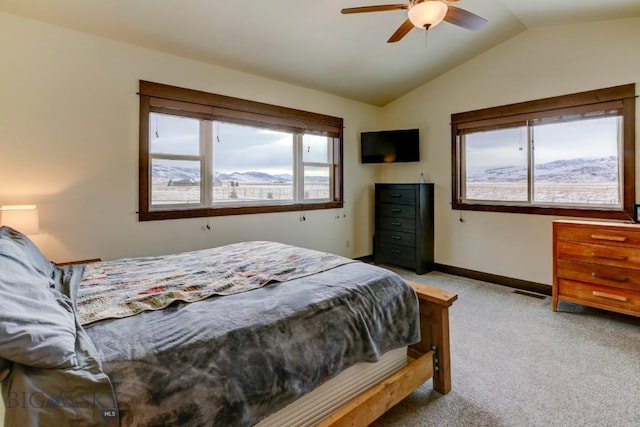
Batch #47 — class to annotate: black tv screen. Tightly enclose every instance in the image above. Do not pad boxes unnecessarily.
[360,128,420,163]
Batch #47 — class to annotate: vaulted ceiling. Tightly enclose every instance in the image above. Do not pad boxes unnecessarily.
[1,0,639,106]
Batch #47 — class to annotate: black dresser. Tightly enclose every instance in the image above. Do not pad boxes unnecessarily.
[374,183,434,274]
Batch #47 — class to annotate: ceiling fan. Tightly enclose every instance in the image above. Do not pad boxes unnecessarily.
[341,0,488,43]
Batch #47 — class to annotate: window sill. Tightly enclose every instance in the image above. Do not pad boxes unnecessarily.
[139,201,343,221]
[453,202,634,221]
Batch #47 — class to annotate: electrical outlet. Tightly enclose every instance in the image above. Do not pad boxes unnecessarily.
[346,240,350,248]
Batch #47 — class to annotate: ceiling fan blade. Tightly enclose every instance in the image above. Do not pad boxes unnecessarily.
[387,18,414,43]
[443,6,488,31]
[341,4,409,14]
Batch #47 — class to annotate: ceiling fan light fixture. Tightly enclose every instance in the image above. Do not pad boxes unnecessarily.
[408,0,448,29]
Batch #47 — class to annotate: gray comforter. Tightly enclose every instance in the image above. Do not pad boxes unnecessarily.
[85,261,420,426]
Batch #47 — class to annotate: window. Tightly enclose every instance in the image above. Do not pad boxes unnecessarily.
[451,84,636,220]
[139,81,343,221]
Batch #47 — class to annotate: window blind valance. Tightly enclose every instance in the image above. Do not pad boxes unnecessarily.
[140,80,343,137]
[456,101,623,134]
[451,84,634,126]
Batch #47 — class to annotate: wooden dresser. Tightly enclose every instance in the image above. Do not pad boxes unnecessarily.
[374,183,434,274]
[553,220,640,317]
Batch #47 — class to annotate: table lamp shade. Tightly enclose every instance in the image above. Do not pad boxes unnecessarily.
[0,205,40,235]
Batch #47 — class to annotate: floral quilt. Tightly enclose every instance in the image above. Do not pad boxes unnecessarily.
[77,241,354,325]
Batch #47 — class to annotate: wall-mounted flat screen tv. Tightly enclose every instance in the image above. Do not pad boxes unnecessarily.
[360,128,420,163]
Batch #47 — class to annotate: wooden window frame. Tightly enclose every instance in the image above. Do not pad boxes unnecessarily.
[451,84,636,220]
[138,81,344,221]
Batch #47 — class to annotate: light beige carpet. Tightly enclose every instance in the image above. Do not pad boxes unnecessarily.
[373,269,640,427]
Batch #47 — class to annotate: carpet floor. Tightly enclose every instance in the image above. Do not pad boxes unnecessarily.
[372,269,640,427]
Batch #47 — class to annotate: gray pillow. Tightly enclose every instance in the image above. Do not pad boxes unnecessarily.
[0,226,55,279]
[0,238,77,368]
[53,263,86,310]
[0,356,10,382]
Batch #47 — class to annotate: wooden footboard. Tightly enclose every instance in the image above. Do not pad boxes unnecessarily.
[406,280,457,394]
[318,280,457,426]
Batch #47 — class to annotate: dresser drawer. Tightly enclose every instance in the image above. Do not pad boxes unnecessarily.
[376,217,416,233]
[377,189,416,204]
[378,230,416,247]
[556,240,640,270]
[553,220,640,317]
[377,203,415,219]
[557,278,640,314]
[556,225,640,248]
[556,259,640,292]
[375,243,416,267]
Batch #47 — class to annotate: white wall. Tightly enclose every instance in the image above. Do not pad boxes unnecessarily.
[0,12,382,262]
[379,17,640,285]
[2,11,638,286]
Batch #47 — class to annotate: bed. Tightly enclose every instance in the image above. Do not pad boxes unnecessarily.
[0,226,456,426]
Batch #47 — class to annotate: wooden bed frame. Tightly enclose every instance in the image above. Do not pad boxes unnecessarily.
[318,280,457,426]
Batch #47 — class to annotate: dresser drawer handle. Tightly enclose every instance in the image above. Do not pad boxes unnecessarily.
[592,291,629,302]
[590,234,627,242]
[391,249,401,254]
[391,193,402,198]
[592,253,628,261]
[391,236,402,240]
[391,222,402,226]
[591,273,629,283]
[391,208,402,213]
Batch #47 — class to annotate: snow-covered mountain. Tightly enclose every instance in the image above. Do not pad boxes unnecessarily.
[152,164,200,181]
[467,156,618,183]
[217,171,289,183]
[152,164,329,183]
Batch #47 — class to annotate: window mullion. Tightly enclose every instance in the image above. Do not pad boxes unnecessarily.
[151,153,201,161]
[202,120,213,206]
[328,138,334,200]
[459,134,466,201]
[528,122,534,203]
[617,116,624,204]
[294,134,303,202]
[303,161,330,168]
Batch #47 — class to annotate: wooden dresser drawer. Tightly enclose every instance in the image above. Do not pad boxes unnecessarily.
[553,220,640,317]
[556,259,640,292]
[377,217,416,233]
[556,224,640,248]
[375,243,416,267]
[377,203,415,219]
[377,189,416,204]
[556,240,640,270]
[378,230,416,247]
[558,278,640,315]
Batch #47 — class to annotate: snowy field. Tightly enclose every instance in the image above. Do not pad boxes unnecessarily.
[466,182,619,205]
[151,182,330,205]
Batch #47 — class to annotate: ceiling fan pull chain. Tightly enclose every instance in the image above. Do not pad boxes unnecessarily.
[425,26,429,49]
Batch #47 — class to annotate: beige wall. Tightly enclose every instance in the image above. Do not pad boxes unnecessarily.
[4,10,638,427]
[379,17,640,285]
[0,12,382,263]
[2,11,639,286]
